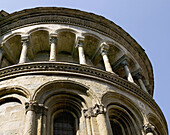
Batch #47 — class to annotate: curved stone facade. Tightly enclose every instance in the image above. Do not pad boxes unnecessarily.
[0,7,168,135]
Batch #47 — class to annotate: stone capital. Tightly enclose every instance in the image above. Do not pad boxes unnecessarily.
[21,36,29,45]
[100,43,109,55]
[132,69,144,80]
[50,34,58,44]
[76,36,85,47]
[143,123,155,134]
[25,101,48,115]
[121,59,129,67]
[83,104,106,118]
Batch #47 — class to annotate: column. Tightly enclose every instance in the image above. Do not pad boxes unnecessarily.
[0,48,3,65]
[135,73,148,92]
[83,104,109,135]
[76,37,86,65]
[100,43,114,73]
[143,123,155,135]
[49,34,57,61]
[24,101,48,135]
[95,104,109,135]
[24,101,37,135]
[96,113,109,135]
[37,104,48,135]
[121,60,134,83]
[83,108,93,135]
[19,37,29,64]
[41,105,48,135]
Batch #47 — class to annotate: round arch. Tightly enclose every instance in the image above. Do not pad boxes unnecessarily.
[32,80,99,106]
[101,92,143,135]
[1,32,24,44]
[32,80,99,135]
[0,86,30,99]
[56,28,78,35]
[27,27,51,35]
[148,113,168,135]
[82,33,102,41]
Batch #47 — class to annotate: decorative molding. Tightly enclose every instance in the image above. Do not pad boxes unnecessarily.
[0,62,163,121]
[83,104,106,118]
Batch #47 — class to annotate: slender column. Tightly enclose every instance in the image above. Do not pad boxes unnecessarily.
[144,80,151,94]
[49,34,57,61]
[121,60,134,83]
[136,73,148,92]
[41,105,48,135]
[101,43,114,73]
[83,104,109,135]
[84,107,93,135]
[85,117,92,135]
[76,37,86,65]
[24,101,37,135]
[0,48,3,66]
[37,104,48,135]
[143,123,155,135]
[19,37,29,64]
[105,113,113,135]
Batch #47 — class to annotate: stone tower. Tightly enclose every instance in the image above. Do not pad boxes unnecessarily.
[0,7,168,135]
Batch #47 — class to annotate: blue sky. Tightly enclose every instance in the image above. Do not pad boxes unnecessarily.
[1,0,170,132]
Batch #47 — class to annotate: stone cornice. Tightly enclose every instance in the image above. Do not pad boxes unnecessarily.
[0,7,154,94]
[0,62,164,122]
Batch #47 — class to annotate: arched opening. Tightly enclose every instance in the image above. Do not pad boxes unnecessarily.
[110,120,124,135]
[33,80,91,135]
[48,94,82,135]
[1,35,22,67]
[102,92,143,135]
[53,111,76,135]
[29,30,50,61]
[148,113,168,135]
[108,106,136,135]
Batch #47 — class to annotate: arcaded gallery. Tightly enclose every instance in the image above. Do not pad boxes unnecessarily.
[0,7,168,135]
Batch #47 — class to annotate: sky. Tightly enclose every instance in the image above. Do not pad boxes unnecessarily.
[1,0,170,133]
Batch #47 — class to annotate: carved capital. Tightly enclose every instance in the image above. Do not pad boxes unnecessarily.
[50,34,58,44]
[21,36,29,45]
[100,43,109,56]
[121,60,129,67]
[38,104,48,116]
[83,107,94,118]
[83,104,106,118]
[76,36,85,48]
[143,123,155,134]
[25,101,48,115]
[132,69,144,80]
